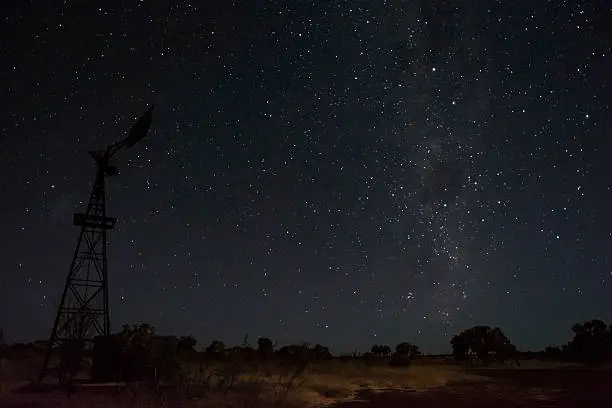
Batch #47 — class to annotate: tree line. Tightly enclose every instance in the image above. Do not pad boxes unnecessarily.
[2,318,611,366]
[449,319,612,365]
[541,319,612,364]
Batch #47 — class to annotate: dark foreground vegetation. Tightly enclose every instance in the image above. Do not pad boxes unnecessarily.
[1,319,611,407]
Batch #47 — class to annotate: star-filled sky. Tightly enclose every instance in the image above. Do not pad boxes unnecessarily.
[1,0,611,354]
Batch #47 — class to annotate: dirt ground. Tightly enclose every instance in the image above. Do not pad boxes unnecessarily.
[2,365,611,407]
[328,368,612,408]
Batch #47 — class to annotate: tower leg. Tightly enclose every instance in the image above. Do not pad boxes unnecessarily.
[39,169,116,384]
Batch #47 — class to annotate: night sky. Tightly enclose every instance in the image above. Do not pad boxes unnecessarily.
[1,0,611,354]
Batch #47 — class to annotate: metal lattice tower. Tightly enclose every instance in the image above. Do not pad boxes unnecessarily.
[39,106,155,384]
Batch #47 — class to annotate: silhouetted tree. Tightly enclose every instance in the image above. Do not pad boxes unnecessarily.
[118,323,155,358]
[311,344,332,360]
[177,335,197,359]
[371,344,392,357]
[543,346,562,359]
[490,327,518,364]
[276,345,291,359]
[566,319,612,364]
[226,345,256,361]
[450,333,470,361]
[206,340,226,358]
[395,342,420,358]
[120,323,154,336]
[178,336,196,351]
[450,325,516,365]
[391,342,421,365]
[561,343,571,356]
[470,326,494,364]
[257,337,274,358]
[275,343,310,361]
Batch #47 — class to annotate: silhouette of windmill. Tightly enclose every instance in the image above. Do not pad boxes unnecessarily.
[39,105,155,384]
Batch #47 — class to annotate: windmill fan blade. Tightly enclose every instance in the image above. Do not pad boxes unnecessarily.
[125,105,155,148]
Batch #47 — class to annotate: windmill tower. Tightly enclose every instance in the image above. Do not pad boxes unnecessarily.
[39,106,155,384]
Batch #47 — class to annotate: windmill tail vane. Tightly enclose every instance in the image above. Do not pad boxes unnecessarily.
[125,104,155,148]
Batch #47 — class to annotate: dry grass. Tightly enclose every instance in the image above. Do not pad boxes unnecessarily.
[293,361,487,406]
[0,357,489,408]
[0,354,42,395]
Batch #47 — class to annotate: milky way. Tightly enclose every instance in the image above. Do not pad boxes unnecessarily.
[1,0,611,353]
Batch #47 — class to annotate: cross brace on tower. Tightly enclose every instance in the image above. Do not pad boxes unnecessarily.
[39,106,155,384]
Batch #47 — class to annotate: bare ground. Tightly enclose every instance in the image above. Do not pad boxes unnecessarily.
[328,368,612,408]
[0,360,476,408]
[2,362,612,407]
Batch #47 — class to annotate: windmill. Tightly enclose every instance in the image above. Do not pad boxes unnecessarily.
[38,105,155,384]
